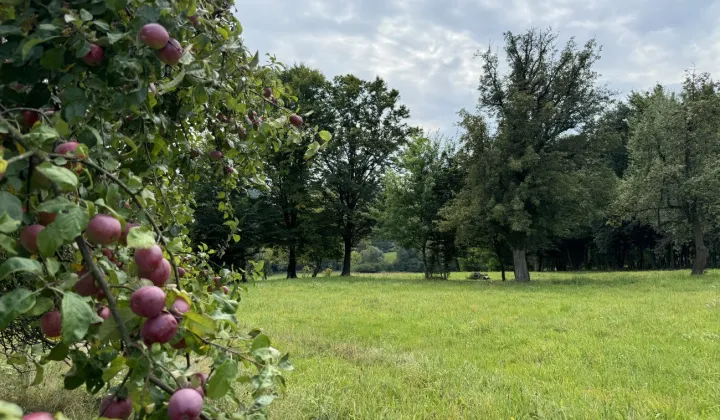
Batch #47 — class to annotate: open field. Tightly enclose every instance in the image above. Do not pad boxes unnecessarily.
[3,270,720,419]
[239,271,720,419]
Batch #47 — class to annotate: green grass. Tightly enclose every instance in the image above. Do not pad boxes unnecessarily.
[383,251,397,264]
[3,271,720,419]
[237,271,720,419]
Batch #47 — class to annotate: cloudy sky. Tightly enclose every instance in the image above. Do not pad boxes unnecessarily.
[237,0,720,137]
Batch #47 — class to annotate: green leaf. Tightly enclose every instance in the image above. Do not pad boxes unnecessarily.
[0,233,18,255]
[0,258,43,281]
[36,196,75,213]
[25,123,60,145]
[249,50,259,68]
[61,87,88,124]
[0,288,36,329]
[205,359,238,399]
[28,297,55,317]
[0,191,23,221]
[46,257,61,276]
[0,214,21,234]
[0,401,23,418]
[98,306,138,341]
[31,363,44,385]
[37,206,88,257]
[22,37,53,60]
[61,292,99,344]
[35,162,78,191]
[160,70,185,93]
[166,237,183,253]
[40,47,65,70]
[79,9,93,21]
[250,333,271,352]
[304,141,320,159]
[47,342,69,361]
[126,227,155,249]
[107,31,125,44]
[318,130,332,141]
[183,311,216,338]
[102,356,126,382]
[0,25,23,36]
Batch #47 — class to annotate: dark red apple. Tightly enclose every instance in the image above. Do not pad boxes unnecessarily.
[22,110,39,128]
[177,267,186,277]
[20,224,44,254]
[157,38,183,66]
[239,128,247,139]
[97,306,110,320]
[134,244,163,272]
[23,413,54,420]
[40,310,61,338]
[37,211,56,225]
[167,388,203,420]
[139,23,169,50]
[74,269,100,297]
[102,248,114,260]
[289,114,303,128]
[82,44,104,66]
[130,286,166,318]
[99,395,132,419]
[209,150,222,161]
[86,214,122,245]
[190,149,201,158]
[188,15,199,26]
[141,313,178,345]
[192,372,208,387]
[222,285,229,295]
[225,166,233,174]
[140,257,171,287]
[213,276,221,287]
[54,141,85,158]
[171,337,186,349]
[247,110,257,121]
[171,297,190,314]
[263,87,272,98]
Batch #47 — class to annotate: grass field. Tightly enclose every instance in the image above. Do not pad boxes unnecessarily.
[3,270,720,419]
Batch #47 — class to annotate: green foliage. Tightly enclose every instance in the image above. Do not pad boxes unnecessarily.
[0,0,303,417]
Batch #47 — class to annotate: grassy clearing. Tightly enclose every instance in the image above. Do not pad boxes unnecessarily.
[383,252,398,264]
[238,270,720,419]
[2,270,719,419]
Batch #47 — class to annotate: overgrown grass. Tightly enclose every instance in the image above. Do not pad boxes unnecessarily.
[239,270,720,419]
[3,271,720,419]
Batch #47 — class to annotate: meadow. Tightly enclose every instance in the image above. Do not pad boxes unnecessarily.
[4,270,720,419]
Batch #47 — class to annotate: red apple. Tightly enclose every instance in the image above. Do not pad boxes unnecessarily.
[177,267,186,278]
[40,310,61,338]
[82,44,104,66]
[20,224,44,254]
[97,306,110,320]
[263,87,272,98]
[141,313,178,345]
[54,141,85,158]
[102,248,114,260]
[74,269,100,297]
[167,388,203,420]
[134,244,163,272]
[171,297,190,315]
[37,211,56,225]
[86,214,122,245]
[23,413,54,420]
[171,337,186,349]
[188,15,199,26]
[222,285,229,295]
[225,166,233,174]
[213,276,221,287]
[140,257,171,287]
[22,110,39,128]
[289,114,303,128]
[157,38,183,66]
[139,23,169,50]
[190,149,201,158]
[130,286,166,318]
[99,396,132,419]
[209,150,222,161]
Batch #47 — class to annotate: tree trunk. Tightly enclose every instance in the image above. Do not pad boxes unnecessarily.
[421,242,430,279]
[499,260,506,281]
[286,245,298,279]
[513,248,530,282]
[312,259,322,277]
[691,219,708,275]
[341,236,352,276]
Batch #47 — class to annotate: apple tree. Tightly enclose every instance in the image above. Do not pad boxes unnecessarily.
[0,0,321,418]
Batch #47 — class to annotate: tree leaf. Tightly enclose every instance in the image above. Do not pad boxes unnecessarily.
[0,257,43,280]
[46,342,69,361]
[318,130,332,141]
[25,124,60,146]
[250,333,270,352]
[102,356,126,382]
[0,233,18,254]
[36,196,75,213]
[61,292,100,344]
[98,306,138,341]
[28,297,55,317]
[183,311,216,338]
[0,288,36,329]
[160,70,185,93]
[61,87,88,124]
[0,191,23,221]
[0,214,21,234]
[249,50,259,68]
[37,206,88,257]
[0,401,23,418]
[107,31,125,44]
[31,363,44,385]
[126,227,155,249]
[40,47,65,70]
[79,9,93,21]
[205,359,238,399]
[35,162,78,191]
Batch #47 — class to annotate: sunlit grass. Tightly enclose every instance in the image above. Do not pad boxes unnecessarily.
[239,270,720,419]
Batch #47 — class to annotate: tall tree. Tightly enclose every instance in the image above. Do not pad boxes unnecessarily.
[379,135,461,278]
[318,75,415,276]
[618,72,720,275]
[461,28,610,281]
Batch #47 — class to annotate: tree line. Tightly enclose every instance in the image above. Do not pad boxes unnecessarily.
[193,27,720,281]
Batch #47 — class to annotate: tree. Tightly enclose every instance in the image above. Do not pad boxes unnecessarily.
[379,135,461,278]
[618,72,720,275]
[317,75,416,276]
[459,27,610,281]
[0,1,317,417]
